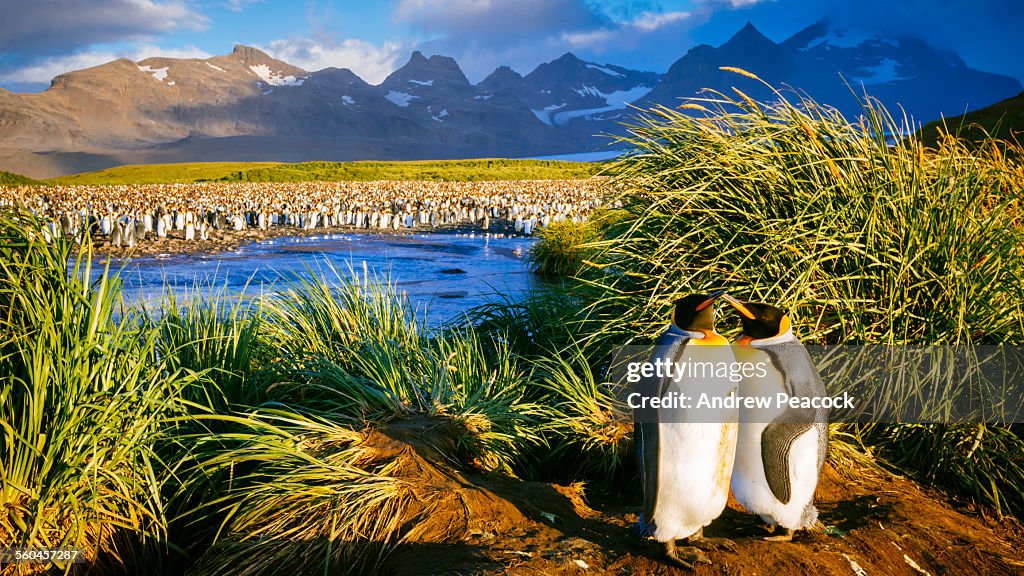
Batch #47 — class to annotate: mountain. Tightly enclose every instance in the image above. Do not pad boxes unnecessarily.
[645,21,1022,125]
[0,46,658,178]
[0,23,1020,178]
[918,91,1024,146]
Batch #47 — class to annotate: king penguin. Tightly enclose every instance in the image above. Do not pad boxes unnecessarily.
[634,292,739,569]
[720,295,829,541]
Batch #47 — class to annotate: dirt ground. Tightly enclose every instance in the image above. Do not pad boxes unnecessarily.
[370,420,1024,576]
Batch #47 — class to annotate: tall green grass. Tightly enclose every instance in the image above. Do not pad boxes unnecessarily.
[528,219,601,277]
[0,214,197,572]
[149,285,265,410]
[589,85,1024,345]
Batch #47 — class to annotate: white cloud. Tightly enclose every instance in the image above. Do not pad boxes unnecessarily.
[224,0,264,12]
[561,29,615,49]
[0,44,211,84]
[0,1,208,52]
[262,38,408,85]
[630,11,692,32]
[560,10,695,53]
[393,0,604,43]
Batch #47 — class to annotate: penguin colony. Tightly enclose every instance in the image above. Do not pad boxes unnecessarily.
[634,292,828,569]
[0,179,605,246]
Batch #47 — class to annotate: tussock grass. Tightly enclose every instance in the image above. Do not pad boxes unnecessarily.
[593,86,1024,345]
[533,346,631,482]
[178,412,411,576]
[0,213,196,572]
[149,284,265,410]
[260,265,542,474]
[529,219,601,277]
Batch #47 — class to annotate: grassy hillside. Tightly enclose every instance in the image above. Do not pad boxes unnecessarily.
[221,159,601,181]
[49,162,282,185]
[48,159,602,185]
[919,91,1024,146]
[0,170,44,186]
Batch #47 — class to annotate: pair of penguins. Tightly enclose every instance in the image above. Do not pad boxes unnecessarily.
[635,291,829,569]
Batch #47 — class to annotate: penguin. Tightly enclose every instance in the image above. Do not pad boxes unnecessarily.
[124,219,137,248]
[634,292,739,569]
[135,218,147,242]
[110,221,123,248]
[719,295,828,541]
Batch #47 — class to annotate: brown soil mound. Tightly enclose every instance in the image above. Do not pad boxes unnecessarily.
[370,419,1024,575]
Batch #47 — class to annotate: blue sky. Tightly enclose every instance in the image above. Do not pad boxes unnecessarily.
[1,1,1021,91]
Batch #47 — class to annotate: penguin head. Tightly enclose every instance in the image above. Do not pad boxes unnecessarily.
[672,291,725,332]
[721,295,791,339]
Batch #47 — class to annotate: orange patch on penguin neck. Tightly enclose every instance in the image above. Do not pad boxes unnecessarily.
[735,335,755,347]
[691,330,728,346]
[777,315,791,337]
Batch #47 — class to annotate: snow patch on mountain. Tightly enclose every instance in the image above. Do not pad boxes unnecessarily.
[571,84,652,105]
[805,29,869,49]
[432,109,449,121]
[342,95,355,106]
[138,65,169,81]
[408,79,434,86]
[386,90,417,107]
[585,64,623,77]
[249,64,305,86]
[206,62,225,72]
[531,103,567,126]
[852,58,907,84]
[553,106,619,125]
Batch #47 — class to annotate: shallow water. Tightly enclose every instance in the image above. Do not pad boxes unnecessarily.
[96,233,539,324]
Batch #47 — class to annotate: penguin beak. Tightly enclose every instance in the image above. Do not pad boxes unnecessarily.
[721,293,756,319]
[695,290,725,311]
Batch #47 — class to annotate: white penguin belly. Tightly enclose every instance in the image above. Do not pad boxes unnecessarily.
[649,342,738,541]
[651,422,737,541]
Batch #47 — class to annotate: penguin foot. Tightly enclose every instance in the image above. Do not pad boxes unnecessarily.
[690,536,737,552]
[763,528,795,542]
[663,541,711,569]
[686,527,736,551]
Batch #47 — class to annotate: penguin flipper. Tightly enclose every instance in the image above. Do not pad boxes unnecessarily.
[761,413,813,505]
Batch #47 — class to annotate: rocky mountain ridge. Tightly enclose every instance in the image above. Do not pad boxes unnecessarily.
[1,21,1019,178]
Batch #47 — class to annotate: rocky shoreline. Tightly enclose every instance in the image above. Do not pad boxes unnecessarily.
[88,220,525,258]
